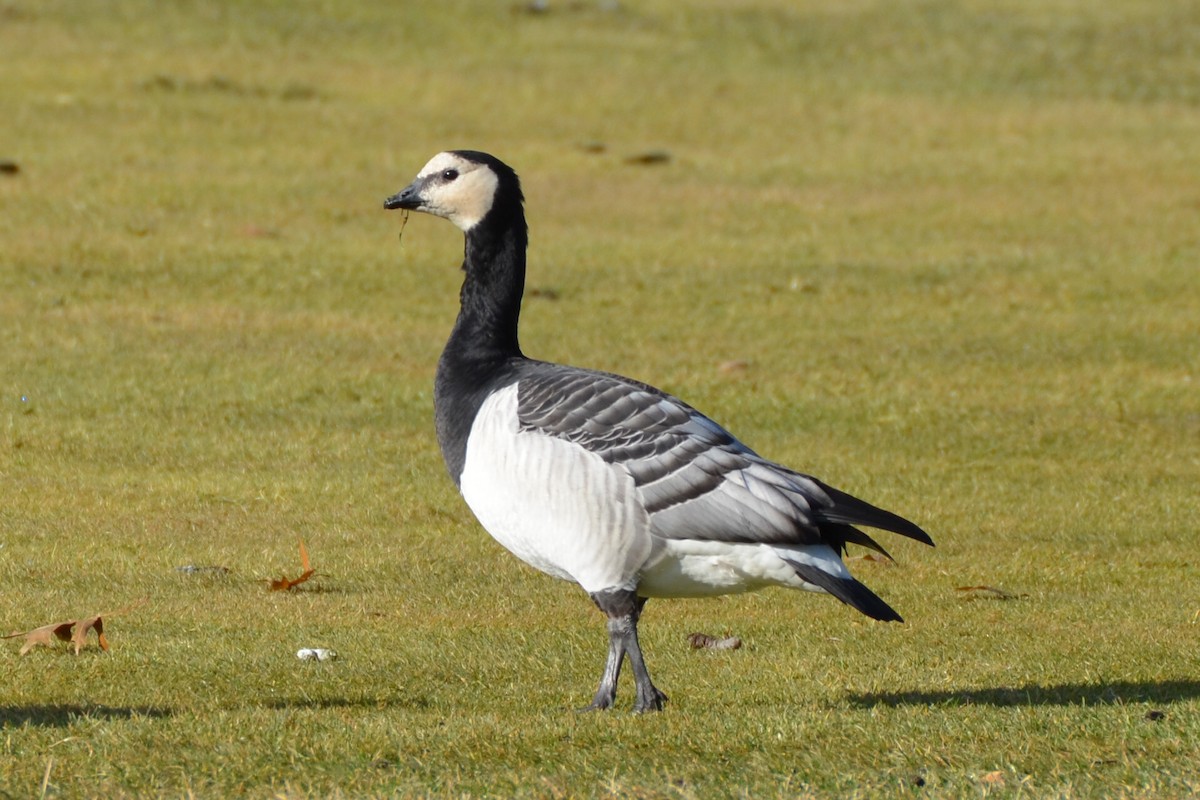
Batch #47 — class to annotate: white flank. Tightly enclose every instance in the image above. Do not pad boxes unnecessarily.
[638,540,851,599]
[460,385,857,602]
[460,384,654,594]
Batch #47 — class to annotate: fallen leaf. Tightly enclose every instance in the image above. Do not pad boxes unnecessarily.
[625,150,671,165]
[2,597,146,655]
[717,360,749,375]
[70,616,108,655]
[4,621,76,655]
[979,770,1005,785]
[268,539,318,591]
[955,585,1027,600]
[848,553,895,566]
[687,632,742,650]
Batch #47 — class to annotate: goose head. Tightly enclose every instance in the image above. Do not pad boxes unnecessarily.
[384,150,522,233]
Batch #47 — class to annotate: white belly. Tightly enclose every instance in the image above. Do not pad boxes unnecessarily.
[459,384,654,594]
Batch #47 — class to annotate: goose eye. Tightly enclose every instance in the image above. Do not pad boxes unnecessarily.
[441,169,459,182]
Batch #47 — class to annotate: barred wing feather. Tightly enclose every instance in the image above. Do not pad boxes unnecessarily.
[516,364,931,554]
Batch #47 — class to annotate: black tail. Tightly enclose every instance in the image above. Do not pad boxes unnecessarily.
[825,522,895,560]
[783,557,904,622]
[814,479,934,547]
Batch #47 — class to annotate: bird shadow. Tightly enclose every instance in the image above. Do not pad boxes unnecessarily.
[255,696,428,711]
[0,704,172,728]
[847,679,1200,709]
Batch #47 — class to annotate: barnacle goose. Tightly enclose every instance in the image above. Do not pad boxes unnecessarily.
[384,151,933,712]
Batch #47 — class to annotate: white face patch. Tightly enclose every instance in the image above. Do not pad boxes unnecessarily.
[411,152,500,231]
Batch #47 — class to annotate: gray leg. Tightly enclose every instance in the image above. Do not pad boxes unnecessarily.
[584,616,627,711]
[585,589,667,713]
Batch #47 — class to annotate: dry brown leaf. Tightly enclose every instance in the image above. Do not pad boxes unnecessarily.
[70,616,108,655]
[3,597,146,655]
[3,621,75,655]
[239,224,280,239]
[848,553,895,566]
[625,150,671,165]
[955,585,1027,600]
[268,539,318,591]
[979,770,1006,785]
[527,286,561,301]
[687,632,743,650]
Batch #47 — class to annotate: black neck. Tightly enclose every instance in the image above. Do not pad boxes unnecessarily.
[434,203,529,485]
[445,206,528,364]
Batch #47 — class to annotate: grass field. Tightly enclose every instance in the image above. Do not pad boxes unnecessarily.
[3,0,1199,796]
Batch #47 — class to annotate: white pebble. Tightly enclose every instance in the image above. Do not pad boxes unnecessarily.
[296,648,338,661]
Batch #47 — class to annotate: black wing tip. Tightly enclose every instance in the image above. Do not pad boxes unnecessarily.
[840,581,904,623]
[784,558,905,623]
[835,524,895,560]
[815,480,935,548]
[894,519,935,547]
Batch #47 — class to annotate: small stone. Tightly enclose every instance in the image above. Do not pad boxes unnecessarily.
[175,565,230,576]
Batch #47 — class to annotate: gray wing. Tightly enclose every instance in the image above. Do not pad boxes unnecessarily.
[516,363,931,553]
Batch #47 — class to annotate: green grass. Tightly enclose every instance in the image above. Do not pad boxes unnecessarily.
[3,0,1199,796]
